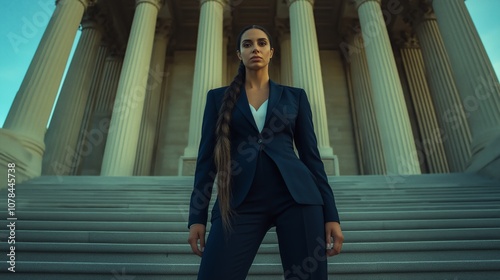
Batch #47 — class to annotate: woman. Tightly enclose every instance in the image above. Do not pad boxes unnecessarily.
[187,25,343,280]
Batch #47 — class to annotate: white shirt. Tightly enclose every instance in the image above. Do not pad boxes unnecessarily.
[249,99,268,133]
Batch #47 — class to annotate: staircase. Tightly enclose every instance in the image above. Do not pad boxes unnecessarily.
[1,173,499,280]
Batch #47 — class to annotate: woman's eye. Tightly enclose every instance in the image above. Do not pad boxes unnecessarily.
[259,41,267,46]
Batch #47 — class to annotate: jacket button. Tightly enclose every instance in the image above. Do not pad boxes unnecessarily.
[257,139,263,144]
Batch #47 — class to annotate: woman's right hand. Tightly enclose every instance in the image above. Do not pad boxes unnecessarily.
[188,223,206,257]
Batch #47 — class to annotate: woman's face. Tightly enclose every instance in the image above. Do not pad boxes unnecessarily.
[237,28,274,70]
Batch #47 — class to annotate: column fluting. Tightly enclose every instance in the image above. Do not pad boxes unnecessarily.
[399,33,450,173]
[411,9,472,172]
[352,0,421,174]
[432,0,500,157]
[180,0,226,175]
[42,13,103,175]
[0,0,93,183]
[287,0,334,159]
[71,43,108,174]
[100,0,163,175]
[134,21,170,176]
[79,53,123,175]
[277,19,293,86]
[349,34,386,175]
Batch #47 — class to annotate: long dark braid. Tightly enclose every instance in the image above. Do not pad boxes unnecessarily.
[214,25,273,232]
[214,62,245,232]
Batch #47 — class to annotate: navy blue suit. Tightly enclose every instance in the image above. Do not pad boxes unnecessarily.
[188,80,339,227]
[188,80,340,279]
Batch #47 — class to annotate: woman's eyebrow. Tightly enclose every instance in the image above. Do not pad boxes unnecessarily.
[241,38,268,42]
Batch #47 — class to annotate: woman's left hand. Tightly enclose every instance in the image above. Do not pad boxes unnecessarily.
[325,221,343,257]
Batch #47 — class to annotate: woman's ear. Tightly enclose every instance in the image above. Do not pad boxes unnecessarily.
[237,50,242,60]
[270,48,274,59]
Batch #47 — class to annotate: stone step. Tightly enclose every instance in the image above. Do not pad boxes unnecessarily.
[3,271,500,280]
[12,189,500,198]
[9,196,499,206]
[2,218,499,232]
[9,201,500,212]
[21,173,499,184]
[3,249,500,265]
[12,181,500,191]
[4,240,500,254]
[2,228,499,243]
[3,208,500,222]
[1,173,498,279]
[0,260,499,278]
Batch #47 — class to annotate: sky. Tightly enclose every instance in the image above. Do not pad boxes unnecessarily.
[1,0,499,127]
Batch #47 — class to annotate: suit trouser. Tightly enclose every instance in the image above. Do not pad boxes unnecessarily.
[197,151,328,280]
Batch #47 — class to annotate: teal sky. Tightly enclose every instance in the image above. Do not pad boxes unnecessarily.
[1,0,499,127]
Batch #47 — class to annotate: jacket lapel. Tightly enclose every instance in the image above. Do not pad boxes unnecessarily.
[264,80,283,128]
[234,79,284,133]
[235,86,259,132]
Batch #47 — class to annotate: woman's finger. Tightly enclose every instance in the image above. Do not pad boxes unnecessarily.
[188,234,202,256]
[199,230,206,254]
[325,222,343,257]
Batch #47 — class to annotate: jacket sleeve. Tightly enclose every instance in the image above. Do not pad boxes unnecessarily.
[294,89,340,223]
[188,90,218,228]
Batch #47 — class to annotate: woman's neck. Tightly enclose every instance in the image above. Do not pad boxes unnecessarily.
[245,68,270,89]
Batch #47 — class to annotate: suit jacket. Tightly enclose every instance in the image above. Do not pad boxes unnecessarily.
[188,80,340,228]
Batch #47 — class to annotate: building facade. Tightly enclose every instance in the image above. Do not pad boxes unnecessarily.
[1,0,500,186]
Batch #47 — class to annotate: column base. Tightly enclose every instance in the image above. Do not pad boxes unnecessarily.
[466,134,500,181]
[322,154,340,176]
[0,129,45,189]
[318,146,339,176]
[178,156,197,176]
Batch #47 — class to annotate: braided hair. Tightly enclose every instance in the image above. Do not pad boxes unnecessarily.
[214,25,273,232]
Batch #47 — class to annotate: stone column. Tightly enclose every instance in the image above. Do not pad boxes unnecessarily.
[408,6,472,172]
[79,52,123,175]
[399,32,450,173]
[352,0,420,174]
[0,0,94,186]
[134,20,171,176]
[71,43,108,174]
[287,0,338,175]
[349,33,386,175]
[432,0,500,177]
[180,0,226,175]
[100,0,163,176]
[276,19,293,86]
[42,9,104,176]
[152,56,173,175]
